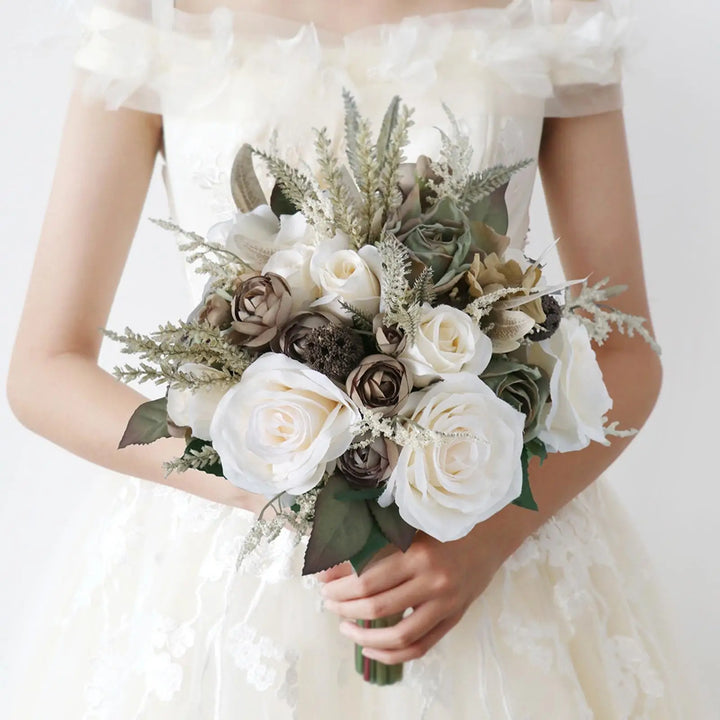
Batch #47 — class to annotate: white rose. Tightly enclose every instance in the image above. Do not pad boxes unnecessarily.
[262,243,319,312]
[166,363,229,442]
[398,303,492,387]
[526,316,612,453]
[209,353,361,496]
[309,233,382,319]
[379,373,525,542]
[207,205,314,271]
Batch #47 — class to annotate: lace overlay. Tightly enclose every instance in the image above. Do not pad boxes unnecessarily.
[9,471,694,719]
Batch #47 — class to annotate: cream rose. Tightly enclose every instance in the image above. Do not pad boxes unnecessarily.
[309,233,382,318]
[209,353,360,496]
[398,303,492,386]
[526,316,612,453]
[262,242,319,312]
[166,363,229,442]
[208,205,314,271]
[379,373,525,542]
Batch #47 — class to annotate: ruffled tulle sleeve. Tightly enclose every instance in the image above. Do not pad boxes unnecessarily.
[541,0,636,117]
[70,0,636,120]
[71,0,237,115]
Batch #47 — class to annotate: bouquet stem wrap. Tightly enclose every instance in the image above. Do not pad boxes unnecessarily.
[354,613,404,685]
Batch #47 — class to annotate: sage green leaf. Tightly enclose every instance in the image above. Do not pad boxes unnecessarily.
[468,183,509,235]
[302,475,373,575]
[118,397,171,449]
[350,521,390,574]
[369,502,416,552]
[512,446,539,511]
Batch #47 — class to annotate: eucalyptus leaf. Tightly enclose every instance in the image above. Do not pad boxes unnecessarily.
[350,521,390,574]
[302,475,373,575]
[369,502,416,552]
[118,397,172,449]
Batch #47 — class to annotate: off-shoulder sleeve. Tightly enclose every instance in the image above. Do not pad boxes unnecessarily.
[72,0,235,114]
[542,0,636,117]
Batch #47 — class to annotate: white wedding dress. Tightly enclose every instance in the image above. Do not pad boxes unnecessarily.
[6,1,704,718]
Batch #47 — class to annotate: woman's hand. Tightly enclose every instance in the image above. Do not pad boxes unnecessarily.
[317,530,504,664]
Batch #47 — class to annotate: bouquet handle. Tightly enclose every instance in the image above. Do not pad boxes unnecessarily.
[354,612,404,685]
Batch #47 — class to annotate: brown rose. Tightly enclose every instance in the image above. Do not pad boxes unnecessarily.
[346,354,412,416]
[337,435,400,489]
[229,273,293,349]
[271,311,340,362]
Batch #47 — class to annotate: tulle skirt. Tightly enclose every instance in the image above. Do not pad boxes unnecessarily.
[6,471,701,719]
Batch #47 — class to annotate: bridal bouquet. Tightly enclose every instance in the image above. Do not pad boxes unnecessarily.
[107,93,658,686]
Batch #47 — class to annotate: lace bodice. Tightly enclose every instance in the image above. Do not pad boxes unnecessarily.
[72,0,633,302]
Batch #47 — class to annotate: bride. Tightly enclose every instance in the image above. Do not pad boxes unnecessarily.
[4,0,705,717]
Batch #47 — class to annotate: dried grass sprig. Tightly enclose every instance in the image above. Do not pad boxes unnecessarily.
[565,278,661,355]
[162,444,221,477]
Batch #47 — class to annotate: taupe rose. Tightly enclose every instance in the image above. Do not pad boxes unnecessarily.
[346,354,412,416]
[229,273,293,349]
[337,436,400,489]
[272,311,339,362]
[373,315,407,355]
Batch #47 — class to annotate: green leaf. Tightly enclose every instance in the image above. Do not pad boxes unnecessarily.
[350,520,389,574]
[512,446,539,511]
[467,183,509,235]
[369,502,416,552]
[183,438,224,477]
[525,437,548,466]
[376,95,400,167]
[302,475,373,575]
[334,487,384,502]
[118,397,172,449]
[270,182,300,216]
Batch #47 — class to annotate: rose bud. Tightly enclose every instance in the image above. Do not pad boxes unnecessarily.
[373,315,407,355]
[271,311,340,361]
[228,272,293,349]
[337,435,400,489]
[346,354,412,416]
[186,289,233,329]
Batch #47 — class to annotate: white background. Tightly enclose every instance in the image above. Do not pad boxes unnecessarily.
[1,0,718,714]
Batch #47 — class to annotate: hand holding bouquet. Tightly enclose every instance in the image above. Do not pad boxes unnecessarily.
[108,93,659,685]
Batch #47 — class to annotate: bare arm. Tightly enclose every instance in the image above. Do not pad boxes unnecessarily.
[6,88,266,513]
[471,108,662,559]
[321,108,664,662]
